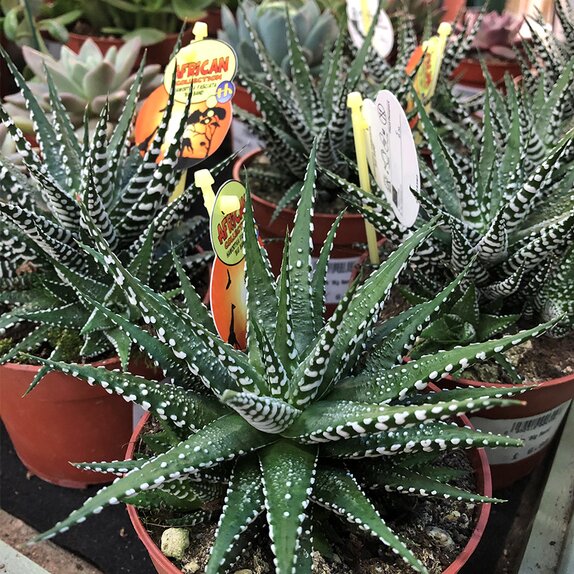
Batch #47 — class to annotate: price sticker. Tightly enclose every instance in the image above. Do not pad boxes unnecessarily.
[362,90,420,227]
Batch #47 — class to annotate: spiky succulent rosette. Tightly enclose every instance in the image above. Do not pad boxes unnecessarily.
[336,64,574,334]
[231,2,380,212]
[0,48,215,368]
[518,0,574,115]
[27,147,553,573]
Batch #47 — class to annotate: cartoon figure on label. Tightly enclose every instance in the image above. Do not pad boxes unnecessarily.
[182,96,227,158]
[134,85,232,167]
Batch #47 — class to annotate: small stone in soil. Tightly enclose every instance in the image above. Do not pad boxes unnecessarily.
[426,527,455,551]
[183,560,200,574]
[161,528,190,560]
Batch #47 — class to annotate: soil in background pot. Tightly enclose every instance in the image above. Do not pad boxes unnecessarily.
[461,335,574,384]
[134,420,479,574]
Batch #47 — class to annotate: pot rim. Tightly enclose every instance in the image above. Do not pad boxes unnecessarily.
[233,148,365,222]
[126,409,492,574]
[67,31,183,42]
[1,355,120,373]
[446,370,574,390]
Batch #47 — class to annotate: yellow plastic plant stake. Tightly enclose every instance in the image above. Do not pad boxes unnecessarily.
[347,91,379,266]
[427,22,452,101]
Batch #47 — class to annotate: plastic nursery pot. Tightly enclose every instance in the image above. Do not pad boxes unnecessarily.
[452,58,522,88]
[0,357,134,488]
[66,18,213,69]
[233,149,370,310]
[441,372,574,490]
[126,411,492,574]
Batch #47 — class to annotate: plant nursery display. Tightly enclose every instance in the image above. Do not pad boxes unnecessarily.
[0,53,211,366]
[3,37,161,130]
[336,53,574,485]
[26,148,558,574]
[1,1,574,572]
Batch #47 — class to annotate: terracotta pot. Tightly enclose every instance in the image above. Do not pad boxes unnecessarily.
[452,57,522,88]
[126,411,493,574]
[233,149,370,309]
[441,372,574,489]
[0,357,134,488]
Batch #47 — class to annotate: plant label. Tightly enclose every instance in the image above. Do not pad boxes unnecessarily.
[311,256,359,305]
[164,39,238,104]
[346,0,394,58]
[209,180,248,349]
[362,90,420,228]
[135,38,238,169]
[134,87,233,169]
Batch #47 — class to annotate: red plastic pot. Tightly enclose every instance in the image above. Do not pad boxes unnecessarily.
[233,150,370,309]
[126,410,492,574]
[441,372,574,489]
[66,8,222,69]
[0,357,134,488]
[233,85,259,116]
[452,58,522,88]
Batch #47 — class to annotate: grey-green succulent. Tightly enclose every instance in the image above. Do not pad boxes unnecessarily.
[3,37,161,129]
[0,49,213,371]
[219,0,338,79]
[337,63,574,335]
[28,146,552,574]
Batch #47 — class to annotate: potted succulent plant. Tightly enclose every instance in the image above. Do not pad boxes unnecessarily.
[2,36,161,137]
[232,6,486,290]
[452,9,523,87]
[28,147,556,573]
[338,62,574,487]
[64,0,220,67]
[218,0,338,115]
[0,50,213,487]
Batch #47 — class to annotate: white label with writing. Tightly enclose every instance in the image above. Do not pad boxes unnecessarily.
[133,404,146,430]
[362,90,420,227]
[347,0,394,58]
[471,400,571,465]
[311,256,358,305]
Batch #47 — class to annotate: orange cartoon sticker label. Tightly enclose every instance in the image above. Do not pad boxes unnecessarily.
[209,180,248,349]
[210,180,246,266]
[134,86,233,169]
[210,258,247,350]
[164,39,238,104]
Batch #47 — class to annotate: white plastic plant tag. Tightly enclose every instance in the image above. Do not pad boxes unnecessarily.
[362,90,420,227]
[346,0,394,58]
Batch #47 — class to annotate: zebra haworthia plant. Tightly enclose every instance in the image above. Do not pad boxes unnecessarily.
[337,64,574,336]
[0,48,213,369]
[232,2,380,213]
[28,148,554,573]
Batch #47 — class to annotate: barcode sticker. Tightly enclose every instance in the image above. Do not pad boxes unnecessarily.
[311,256,359,304]
[471,400,571,465]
